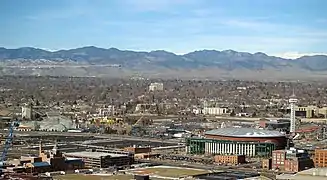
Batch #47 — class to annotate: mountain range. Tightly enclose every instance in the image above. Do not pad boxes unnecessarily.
[0,46,327,80]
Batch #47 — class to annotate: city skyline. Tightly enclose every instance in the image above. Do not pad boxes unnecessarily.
[1,0,327,59]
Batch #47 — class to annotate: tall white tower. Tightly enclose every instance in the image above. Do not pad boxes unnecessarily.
[289,92,298,133]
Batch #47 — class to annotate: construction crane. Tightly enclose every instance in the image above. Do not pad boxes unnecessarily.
[0,119,20,168]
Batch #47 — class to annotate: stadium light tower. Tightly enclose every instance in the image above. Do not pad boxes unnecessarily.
[289,90,298,133]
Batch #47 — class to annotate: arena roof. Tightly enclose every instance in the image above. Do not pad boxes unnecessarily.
[205,128,285,138]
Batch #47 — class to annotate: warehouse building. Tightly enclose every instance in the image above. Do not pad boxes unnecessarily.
[64,151,133,168]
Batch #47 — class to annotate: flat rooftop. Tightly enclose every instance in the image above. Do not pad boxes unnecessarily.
[64,151,128,159]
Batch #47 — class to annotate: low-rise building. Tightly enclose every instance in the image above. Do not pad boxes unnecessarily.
[272,148,314,172]
[314,149,327,168]
[262,158,272,170]
[290,106,327,118]
[149,82,164,91]
[272,150,286,170]
[214,155,246,165]
[259,119,290,131]
[64,151,133,168]
[124,146,151,154]
[202,107,228,115]
[65,158,84,170]
[25,162,51,173]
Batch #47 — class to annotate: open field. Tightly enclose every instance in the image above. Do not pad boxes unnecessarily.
[130,166,209,178]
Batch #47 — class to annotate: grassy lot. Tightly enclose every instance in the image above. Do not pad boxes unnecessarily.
[131,166,209,178]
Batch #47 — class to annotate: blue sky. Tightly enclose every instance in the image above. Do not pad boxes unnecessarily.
[1,0,327,58]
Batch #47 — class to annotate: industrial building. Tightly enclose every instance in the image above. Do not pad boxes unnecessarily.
[214,155,246,165]
[7,142,84,174]
[204,128,287,149]
[314,149,327,168]
[186,138,276,157]
[64,150,133,168]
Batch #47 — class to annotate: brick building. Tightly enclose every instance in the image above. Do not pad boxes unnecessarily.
[314,149,327,167]
[124,146,151,154]
[272,148,314,172]
[272,150,286,170]
[262,158,272,170]
[214,155,246,165]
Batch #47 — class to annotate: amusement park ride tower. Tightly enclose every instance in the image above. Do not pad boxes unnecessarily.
[289,92,298,134]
